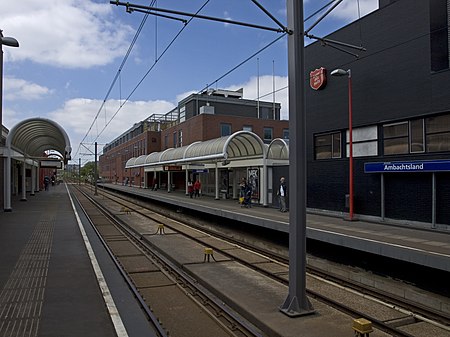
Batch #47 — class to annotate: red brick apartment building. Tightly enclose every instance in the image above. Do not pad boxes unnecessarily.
[99,88,288,185]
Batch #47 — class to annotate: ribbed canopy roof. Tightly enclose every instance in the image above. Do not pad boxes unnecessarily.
[267,138,289,160]
[6,118,71,163]
[126,131,265,168]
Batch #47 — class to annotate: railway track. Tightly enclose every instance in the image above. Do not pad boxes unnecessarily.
[71,185,263,337]
[71,183,450,337]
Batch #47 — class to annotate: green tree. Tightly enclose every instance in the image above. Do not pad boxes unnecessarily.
[80,161,97,182]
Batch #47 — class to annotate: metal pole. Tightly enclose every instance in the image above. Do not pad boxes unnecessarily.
[78,158,81,185]
[381,173,385,221]
[348,70,354,220]
[94,142,98,195]
[257,58,260,119]
[432,172,436,229]
[21,157,26,201]
[280,0,314,317]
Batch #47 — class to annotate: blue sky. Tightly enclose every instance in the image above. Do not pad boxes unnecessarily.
[2,0,378,164]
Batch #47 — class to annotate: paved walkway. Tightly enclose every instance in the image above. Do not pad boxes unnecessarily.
[0,183,156,337]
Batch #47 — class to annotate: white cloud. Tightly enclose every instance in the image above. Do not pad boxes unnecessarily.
[2,107,22,130]
[48,98,175,156]
[2,0,134,68]
[330,0,378,21]
[225,75,289,120]
[4,77,53,101]
[176,90,197,103]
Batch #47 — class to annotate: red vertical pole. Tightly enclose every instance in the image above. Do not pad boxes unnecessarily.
[348,71,354,220]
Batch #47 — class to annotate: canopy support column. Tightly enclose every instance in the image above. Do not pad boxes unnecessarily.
[20,158,27,201]
[167,171,171,192]
[30,162,36,196]
[262,155,268,207]
[4,146,12,211]
[144,170,148,188]
[185,169,189,195]
[215,163,219,200]
[232,170,238,199]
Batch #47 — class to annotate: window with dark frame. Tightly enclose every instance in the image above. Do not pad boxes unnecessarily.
[220,123,232,136]
[410,119,425,153]
[314,132,341,160]
[426,114,450,152]
[178,129,183,147]
[263,127,273,143]
[383,122,409,155]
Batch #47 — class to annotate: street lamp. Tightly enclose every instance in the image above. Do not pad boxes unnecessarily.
[1,30,19,125]
[331,68,354,221]
[2,30,19,212]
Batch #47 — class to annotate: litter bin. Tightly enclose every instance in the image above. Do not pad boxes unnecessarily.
[221,189,228,199]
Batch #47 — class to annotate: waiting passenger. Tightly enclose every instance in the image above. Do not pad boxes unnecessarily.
[241,182,252,208]
[44,176,50,191]
[193,179,201,198]
[187,181,194,198]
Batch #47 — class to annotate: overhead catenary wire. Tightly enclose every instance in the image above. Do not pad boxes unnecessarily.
[75,0,373,162]
[75,0,157,159]
[92,1,211,145]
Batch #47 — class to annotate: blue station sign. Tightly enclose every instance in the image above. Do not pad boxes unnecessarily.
[364,160,450,173]
[192,169,209,173]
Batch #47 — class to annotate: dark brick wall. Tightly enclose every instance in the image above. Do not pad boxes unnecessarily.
[304,0,450,223]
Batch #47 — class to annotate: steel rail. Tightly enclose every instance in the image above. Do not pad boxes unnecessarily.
[94,185,450,337]
[72,184,264,337]
[69,186,169,337]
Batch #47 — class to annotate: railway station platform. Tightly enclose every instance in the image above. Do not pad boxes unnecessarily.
[0,183,157,337]
[0,182,388,337]
[1,182,449,337]
[101,182,450,273]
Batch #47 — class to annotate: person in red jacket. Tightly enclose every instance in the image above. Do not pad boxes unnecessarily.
[193,179,201,198]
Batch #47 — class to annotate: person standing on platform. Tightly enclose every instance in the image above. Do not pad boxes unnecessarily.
[194,179,201,198]
[44,176,50,191]
[278,176,287,212]
[187,180,194,198]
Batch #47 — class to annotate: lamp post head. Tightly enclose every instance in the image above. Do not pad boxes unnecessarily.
[1,30,19,48]
[331,68,350,77]
[1,36,19,48]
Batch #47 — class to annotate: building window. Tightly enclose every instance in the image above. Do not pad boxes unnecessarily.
[348,126,378,157]
[173,132,177,148]
[263,127,273,143]
[243,125,253,132]
[410,119,425,153]
[179,106,186,123]
[220,123,232,136]
[383,122,409,155]
[178,130,183,147]
[426,114,450,152]
[383,120,425,155]
[282,128,289,140]
[314,132,341,160]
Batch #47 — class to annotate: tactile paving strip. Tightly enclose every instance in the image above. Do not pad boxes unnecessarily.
[0,213,54,337]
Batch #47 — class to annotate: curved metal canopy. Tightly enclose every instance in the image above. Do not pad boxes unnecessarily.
[6,117,72,163]
[126,131,266,168]
[267,138,289,160]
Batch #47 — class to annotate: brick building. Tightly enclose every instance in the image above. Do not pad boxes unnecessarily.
[99,88,288,186]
